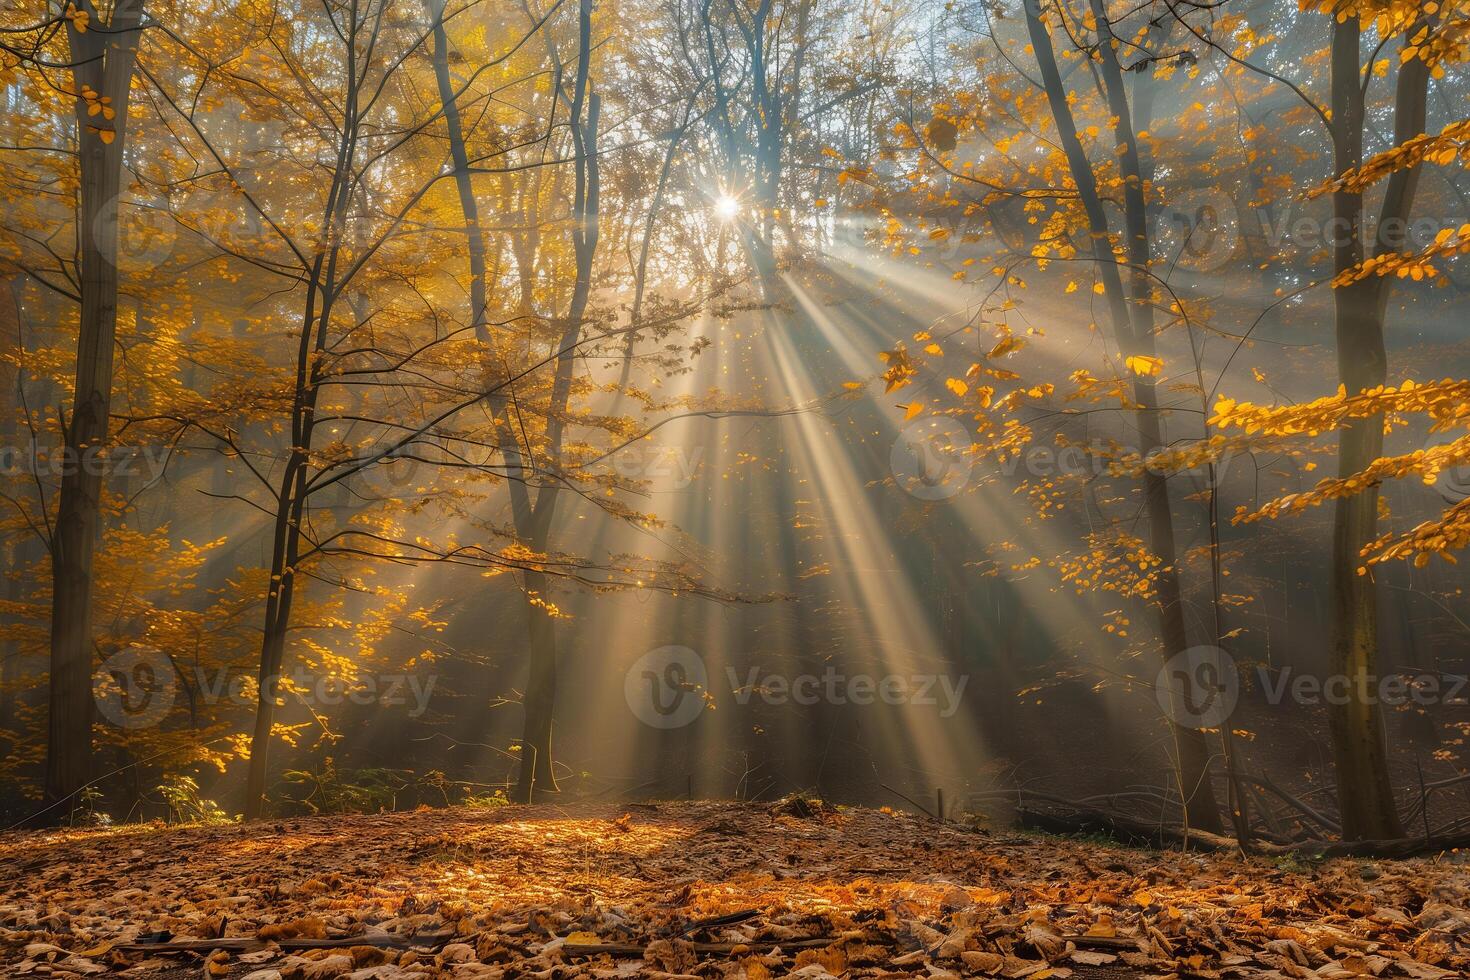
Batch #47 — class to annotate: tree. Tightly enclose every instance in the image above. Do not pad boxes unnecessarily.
[1010,0,1223,834]
[44,0,147,816]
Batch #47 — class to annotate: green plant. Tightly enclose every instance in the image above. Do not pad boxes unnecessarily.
[462,789,511,810]
[71,785,112,827]
[281,759,407,814]
[157,774,232,824]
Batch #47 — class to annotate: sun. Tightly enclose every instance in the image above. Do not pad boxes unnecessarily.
[714,194,740,222]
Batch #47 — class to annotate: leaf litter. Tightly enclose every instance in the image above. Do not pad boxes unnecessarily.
[0,801,1466,979]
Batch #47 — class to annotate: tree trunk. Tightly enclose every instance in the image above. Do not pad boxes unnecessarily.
[513,568,559,800]
[243,447,310,820]
[44,0,145,817]
[1323,15,1428,840]
[1026,0,1222,834]
[508,0,598,802]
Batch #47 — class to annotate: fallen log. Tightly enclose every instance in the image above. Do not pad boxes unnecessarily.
[1267,833,1470,859]
[1017,806,1470,858]
[1016,806,1220,850]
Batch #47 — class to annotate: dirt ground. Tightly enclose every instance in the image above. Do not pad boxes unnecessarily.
[1,801,1467,978]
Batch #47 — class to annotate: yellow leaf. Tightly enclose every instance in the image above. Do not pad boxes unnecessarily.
[946,378,969,397]
[1125,355,1163,377]
[988,336,1024,359]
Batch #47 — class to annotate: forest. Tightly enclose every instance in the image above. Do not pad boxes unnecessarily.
[1,0,1469,975]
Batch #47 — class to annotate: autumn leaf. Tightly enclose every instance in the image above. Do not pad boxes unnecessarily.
[1125,355,1163,377]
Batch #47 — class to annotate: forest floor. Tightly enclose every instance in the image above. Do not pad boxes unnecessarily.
[1,800,1468,980]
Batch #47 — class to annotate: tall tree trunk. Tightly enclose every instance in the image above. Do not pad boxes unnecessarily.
[1323,15,1428,840]
[242,57,356,814]
[1026,0,1222,834]
[1091,0,1245,840]
[510,0,599,802]
[45,0,145,817]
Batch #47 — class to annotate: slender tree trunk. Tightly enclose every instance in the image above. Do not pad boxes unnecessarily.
[44,0,145,816]
[509,0,599,802]
[242,464,307,820]
[1026,0,1222,834]
[242,74,353,815]
[1323,15,1428,840]
[1,283,23,750]
[425,5,558,801]
[614,84,704,396]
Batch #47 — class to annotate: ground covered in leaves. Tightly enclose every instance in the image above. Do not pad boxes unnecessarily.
[2,801,1468,980]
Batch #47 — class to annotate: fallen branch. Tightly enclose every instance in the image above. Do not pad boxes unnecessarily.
[563,933,862,958]
[118,931,453,956]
